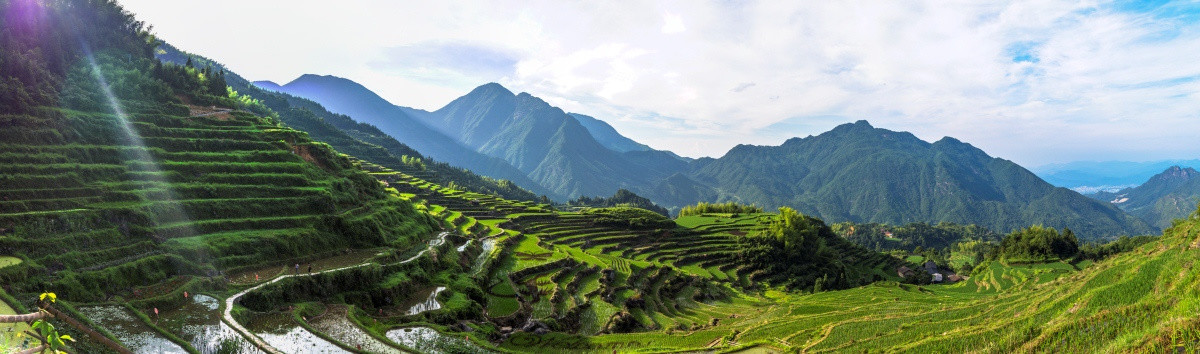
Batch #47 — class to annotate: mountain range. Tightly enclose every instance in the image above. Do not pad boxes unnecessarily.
[1031,159,1200,193]
[1088,166,1200,229]
[685,121,1154,237]
[255,76,1156,238]
[260,77,688,200]
[254,75,557,199]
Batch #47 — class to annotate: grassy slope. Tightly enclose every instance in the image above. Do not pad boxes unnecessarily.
[574,210,1200,352]
[0,56,438,311]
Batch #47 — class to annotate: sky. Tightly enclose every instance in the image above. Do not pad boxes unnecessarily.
[119,0,1200,167]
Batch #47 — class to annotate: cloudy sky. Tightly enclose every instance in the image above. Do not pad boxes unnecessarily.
[120,0,1200,166]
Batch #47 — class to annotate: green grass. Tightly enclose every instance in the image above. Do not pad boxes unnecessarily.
[486,279,521,317]
[0,256,21,269]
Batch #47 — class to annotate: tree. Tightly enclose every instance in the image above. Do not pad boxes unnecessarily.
[997,225,1079,262]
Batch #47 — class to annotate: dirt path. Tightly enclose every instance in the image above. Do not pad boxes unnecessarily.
[222,231,450,354]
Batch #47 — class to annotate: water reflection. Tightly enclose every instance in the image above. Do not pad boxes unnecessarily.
[77,305,187,354]
[406,287,446,316]
[308,305,402,354]
[157,294,260,353]
[243,311,347,353]
[384,326,488,353]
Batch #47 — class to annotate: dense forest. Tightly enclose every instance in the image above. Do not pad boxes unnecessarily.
[678,202,763,217]
[739,207,897,292]
[995,225,1080,263]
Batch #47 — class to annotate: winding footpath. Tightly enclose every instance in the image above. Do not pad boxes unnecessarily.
[222,231,451,354]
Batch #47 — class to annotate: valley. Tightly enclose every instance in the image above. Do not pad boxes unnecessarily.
[1,1,1198,353]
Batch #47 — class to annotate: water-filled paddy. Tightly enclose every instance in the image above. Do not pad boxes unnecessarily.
[471,239,497,275]
[404,286,446,315]
[157,294,260,353]
[385,326,487,353]
[308,305,402,354]
[77,305,187,353]
[242,311,347,353]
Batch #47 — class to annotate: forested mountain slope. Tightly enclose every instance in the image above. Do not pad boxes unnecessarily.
[256,74,557,199]
[277,79,690,199]
[690,120,1154,238]
[1090,166,1200,229]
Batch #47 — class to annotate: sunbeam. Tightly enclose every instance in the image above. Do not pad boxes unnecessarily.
[79,41,198,241]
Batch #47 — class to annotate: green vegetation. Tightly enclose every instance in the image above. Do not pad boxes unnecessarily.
[580,207,676,230]
[0,256,20,269]
[996,225,1079,263]
[1077,234,1157,261]
[678,201,763,217]
[567,189,669,216]
[835,221,1000,252]
[0,0,438,351]
[740,207,897,291]
[3,1,1198,353]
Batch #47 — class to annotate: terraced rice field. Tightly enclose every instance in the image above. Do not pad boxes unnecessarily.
[0,108,434,305]
[344,160,1200,353]
[9,120,1196,353]
[75,305,187,353]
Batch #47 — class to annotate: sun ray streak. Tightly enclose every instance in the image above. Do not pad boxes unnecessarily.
[80,41,198,241]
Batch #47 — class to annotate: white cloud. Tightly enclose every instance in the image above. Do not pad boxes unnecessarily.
[662,13,686,34]
[119,0,1200,166]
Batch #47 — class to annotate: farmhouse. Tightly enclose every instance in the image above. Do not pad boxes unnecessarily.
[923,260,939,274]
[897,266,915,278]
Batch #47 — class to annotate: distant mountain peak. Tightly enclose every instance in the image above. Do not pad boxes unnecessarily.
[935,136,963,145]
[469,82,515,97]
[290,74,355,86]
[252,80,283,92]
[829,120,876,133]
[1149,165,1199,183]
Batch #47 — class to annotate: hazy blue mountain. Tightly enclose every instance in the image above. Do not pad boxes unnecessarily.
[1089,166,1200,229]
[424,84,690,198]
[251,80,284,92]
[258,75,559,199]
[689,120,1154,238]
[1032,159,1200,192]
[258,76,1150,237]
[568,113,652,153]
